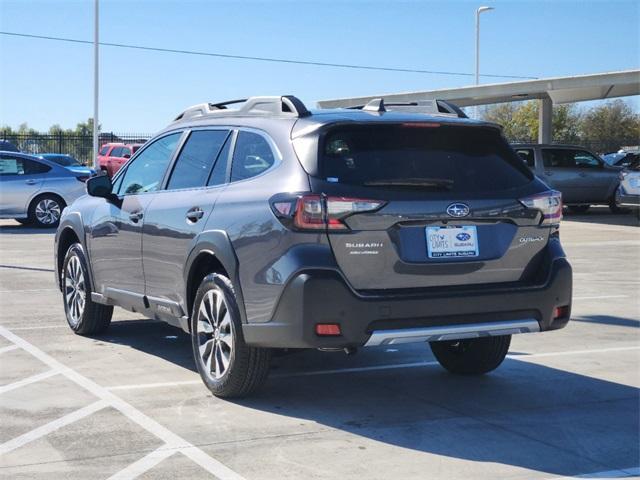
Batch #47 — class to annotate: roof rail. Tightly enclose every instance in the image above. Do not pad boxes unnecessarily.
[348,98,468,118]
[173,95,311,122]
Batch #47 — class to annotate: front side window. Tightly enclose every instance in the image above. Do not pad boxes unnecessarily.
[167,130,229,190]
[99,146,110,155]
[0,157,51,175]
[117,133,181,195]
[230,131,275,182]
[110,147,124,158]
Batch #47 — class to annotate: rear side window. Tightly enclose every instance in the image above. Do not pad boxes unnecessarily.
[167,130,229,190]
[320,125,532,193]
[230,131,275,182]
[515,148,535,168]
[99,146,109,155]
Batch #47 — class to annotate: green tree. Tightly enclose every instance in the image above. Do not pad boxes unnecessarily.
[579,100,640,153]
[483,101,583,144]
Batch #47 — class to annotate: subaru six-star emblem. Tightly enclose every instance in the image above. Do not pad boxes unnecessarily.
[446,203,470,217]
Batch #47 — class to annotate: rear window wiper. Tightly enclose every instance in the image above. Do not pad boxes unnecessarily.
[363,178,454,190]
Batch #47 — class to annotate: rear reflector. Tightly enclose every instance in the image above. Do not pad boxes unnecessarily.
[553,305,570,320]
[519,190,563,226]
[315,324,342,336]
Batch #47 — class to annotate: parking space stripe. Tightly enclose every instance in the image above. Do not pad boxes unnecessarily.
[107,380,202,391]
[0,344,19,354]
[573,294,629,300]
[0,369,59,394]
[0,325,247,480]
[0,400,108,456]
[106,446,177,480]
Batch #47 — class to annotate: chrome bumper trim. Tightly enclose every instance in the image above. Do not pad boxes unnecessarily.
[364,319,540,347]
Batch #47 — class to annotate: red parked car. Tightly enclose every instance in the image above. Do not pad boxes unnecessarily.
[97,143,142,177]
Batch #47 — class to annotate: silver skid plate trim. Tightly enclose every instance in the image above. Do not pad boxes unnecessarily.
[364,319,540,347]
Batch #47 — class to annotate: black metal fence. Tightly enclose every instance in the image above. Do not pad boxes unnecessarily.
[1,132,153,165]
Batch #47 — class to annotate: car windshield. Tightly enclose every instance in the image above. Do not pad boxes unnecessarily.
[42,154,81,167]
[320,124,532,194]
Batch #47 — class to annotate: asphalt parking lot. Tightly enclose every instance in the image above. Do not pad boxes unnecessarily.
[0,208,638,480]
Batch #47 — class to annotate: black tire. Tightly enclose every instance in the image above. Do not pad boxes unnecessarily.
[429,335,511,375]
[190,273,271,398]
[609,191,630,214]
[62,243,113,335]
[567,205,590,214]
[28,193,65,228]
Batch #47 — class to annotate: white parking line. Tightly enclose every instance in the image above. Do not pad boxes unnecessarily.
[0,326,246,480]
[107,380,202,391]
[106,445,177,480]
[0,369,59,394]
[0,344,19,354]
[0,399,108,456]
[573,294,629,300]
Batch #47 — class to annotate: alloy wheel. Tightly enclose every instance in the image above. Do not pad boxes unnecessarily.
[35,198,61,225]
[64,256,86,326]
[196,288,233,380]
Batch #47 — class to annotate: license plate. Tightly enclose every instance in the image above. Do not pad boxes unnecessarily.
[426,226,479,258]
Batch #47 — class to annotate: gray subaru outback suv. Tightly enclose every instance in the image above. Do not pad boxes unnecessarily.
[55,96,572,398]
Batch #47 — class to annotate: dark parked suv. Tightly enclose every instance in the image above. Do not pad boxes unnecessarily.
[55,96,572,397]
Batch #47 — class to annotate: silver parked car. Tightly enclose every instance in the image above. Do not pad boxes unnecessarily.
[513,144,623,213]
[0,151,89,227]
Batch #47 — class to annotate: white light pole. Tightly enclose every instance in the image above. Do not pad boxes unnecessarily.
[475,5,494,118]
[92,0,99,167]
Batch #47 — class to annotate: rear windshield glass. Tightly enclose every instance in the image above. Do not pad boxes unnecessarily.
[320,124,532,193]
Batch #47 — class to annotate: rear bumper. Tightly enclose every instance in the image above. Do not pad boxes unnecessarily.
[242,239,572,349]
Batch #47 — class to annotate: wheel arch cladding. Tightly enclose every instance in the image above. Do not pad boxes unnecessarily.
[185,230,245,324]
[54,213,86,290]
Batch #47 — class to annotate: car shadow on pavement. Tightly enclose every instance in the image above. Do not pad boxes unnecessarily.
[98,319,639,478]
[573,315,640,328]
[0,223,57,235]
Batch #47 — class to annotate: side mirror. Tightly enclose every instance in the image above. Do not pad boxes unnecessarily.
[87,174,115,199]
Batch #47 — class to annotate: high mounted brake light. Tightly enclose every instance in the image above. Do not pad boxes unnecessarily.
[271,194,386,231]
[519,190,563,226]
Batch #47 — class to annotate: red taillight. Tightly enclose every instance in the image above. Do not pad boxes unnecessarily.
[519,190,563,226]
[271,193,386,231]
[315,323,341,336]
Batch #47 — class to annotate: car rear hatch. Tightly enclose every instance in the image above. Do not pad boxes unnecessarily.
[292,121,558,291]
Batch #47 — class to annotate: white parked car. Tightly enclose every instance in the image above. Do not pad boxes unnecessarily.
[0,151,89,227]
[616,163,640,208]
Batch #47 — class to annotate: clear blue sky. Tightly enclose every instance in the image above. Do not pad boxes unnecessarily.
[1,0,638,132]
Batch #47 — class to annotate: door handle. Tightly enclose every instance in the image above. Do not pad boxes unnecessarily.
[25,179,36,185]
[186,207,204,222]
[129,211,144,223]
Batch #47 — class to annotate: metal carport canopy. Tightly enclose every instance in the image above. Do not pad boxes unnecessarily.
[316,69,639,108]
